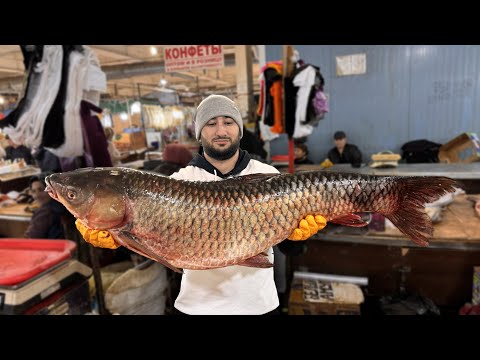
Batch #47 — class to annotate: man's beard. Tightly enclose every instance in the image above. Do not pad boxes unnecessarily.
[202,135,240,161]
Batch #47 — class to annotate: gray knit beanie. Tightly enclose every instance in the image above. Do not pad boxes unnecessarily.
[194,94,243,140]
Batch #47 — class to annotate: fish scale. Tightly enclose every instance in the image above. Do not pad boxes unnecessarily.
[46,167,457,271]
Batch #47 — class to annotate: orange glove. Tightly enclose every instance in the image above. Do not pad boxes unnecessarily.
[288,215,327,241]
[75,219,120,249]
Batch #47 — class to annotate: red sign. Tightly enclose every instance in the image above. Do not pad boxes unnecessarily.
[164,45,224,72]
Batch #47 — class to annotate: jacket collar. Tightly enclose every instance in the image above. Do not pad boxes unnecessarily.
[188,148,251,178]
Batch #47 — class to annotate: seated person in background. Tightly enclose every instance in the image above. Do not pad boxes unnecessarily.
[294,142,313,164]
[152,142,193,176]
[104,127,129,166]
[24,172,69,239]
[327,131,362,166]
[32,146,61,173]
[5,136,33,165]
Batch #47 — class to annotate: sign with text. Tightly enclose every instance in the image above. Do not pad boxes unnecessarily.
[164,45,224,72]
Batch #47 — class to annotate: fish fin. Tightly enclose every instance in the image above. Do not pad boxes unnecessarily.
[224,173,281,184]
[115,231,183,273]
[383,176,457,247]
[237,253,273,268]
[330,214,369,227]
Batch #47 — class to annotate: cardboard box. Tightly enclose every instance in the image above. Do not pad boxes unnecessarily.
[438,132,480,163]
[473,266,480,305]
[288,277,364,315]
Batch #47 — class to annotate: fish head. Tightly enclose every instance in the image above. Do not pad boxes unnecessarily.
[45,168,127,229]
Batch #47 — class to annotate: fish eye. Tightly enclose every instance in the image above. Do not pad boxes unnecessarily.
[67,190,77,200]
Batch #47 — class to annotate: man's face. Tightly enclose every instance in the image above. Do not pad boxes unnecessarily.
[30,180,50,205]
[335,138,347,151]
[200,116,241,160]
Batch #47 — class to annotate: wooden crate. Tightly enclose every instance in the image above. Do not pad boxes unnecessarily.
[288,277,363,315]
[439,132,480,163]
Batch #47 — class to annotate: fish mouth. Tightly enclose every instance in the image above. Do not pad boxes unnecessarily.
[44,177,58,201]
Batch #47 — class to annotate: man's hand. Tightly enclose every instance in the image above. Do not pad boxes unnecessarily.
[288,215,327,241]
[75,219,120,249]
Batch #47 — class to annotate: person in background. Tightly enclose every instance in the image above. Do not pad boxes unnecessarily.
[168,94,327,315]
[294,142,313,165]
[24,172,69,239]
[327,131,362,166]
[104,127,129,166]
[5,136,33,164]
[32,146,61,173]
[152,142,193,176]
[240,125,267,162]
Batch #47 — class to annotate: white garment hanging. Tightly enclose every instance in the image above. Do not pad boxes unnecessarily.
[6,45,63,147]
[292,65,316,139]
[46,49,88,157]
[83,45,107,93]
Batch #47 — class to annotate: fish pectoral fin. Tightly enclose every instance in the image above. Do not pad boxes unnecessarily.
[116,231,183,274]
[237,254,273,268]
[330,214,369,227]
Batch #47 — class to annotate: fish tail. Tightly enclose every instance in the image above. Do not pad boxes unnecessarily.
[383,176,457,247]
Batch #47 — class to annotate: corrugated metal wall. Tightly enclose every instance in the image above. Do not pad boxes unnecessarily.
[265,45,480,163]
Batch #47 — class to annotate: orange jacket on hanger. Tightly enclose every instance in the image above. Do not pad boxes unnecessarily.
[269,81,284,134]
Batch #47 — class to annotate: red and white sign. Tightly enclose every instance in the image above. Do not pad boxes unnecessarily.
[164,45,224,72]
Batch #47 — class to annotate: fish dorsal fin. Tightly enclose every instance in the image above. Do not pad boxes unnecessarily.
[222,173,281,186]
[330,214,369,227]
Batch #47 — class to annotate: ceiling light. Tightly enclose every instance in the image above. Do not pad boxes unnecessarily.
[150,46,158,56]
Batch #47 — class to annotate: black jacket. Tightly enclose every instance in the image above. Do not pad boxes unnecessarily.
[327,143,362,165]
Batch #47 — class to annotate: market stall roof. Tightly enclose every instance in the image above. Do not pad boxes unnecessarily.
[0,45,261,101]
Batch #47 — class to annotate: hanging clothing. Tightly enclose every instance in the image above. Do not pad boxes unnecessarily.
[256,61,282,120]
[5,45,63,147]
[258,62,283,132]
[270,80,284,133]
[42,45,75,148]
[46,47,88,158]
[283,74,298,138]
[0,45,44,130]
[292,65,317,139]
[80,100,112,167]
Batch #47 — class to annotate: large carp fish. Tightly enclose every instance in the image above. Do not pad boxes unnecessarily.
[45,167,457,272]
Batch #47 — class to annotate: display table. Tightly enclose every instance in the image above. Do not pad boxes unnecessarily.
[0,166,41,193]
[314,194,480,250]
[0,203,33,238]
[293,162,480,179]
